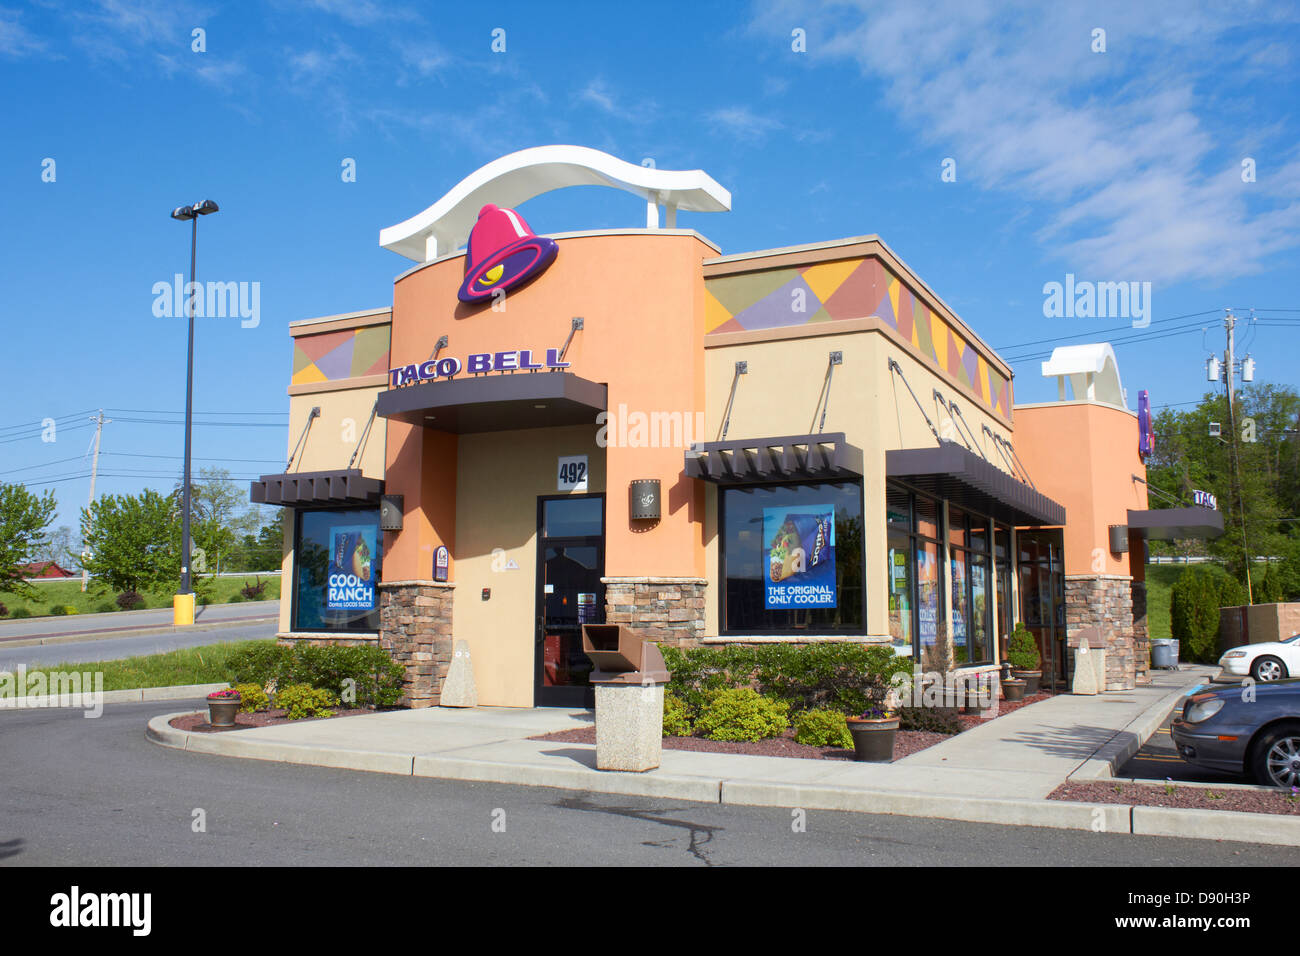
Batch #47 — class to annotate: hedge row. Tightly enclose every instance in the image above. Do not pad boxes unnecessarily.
[225,643,405,708]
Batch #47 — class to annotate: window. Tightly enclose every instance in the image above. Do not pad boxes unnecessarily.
[292,507,383,632]
[948,508,992,665]
[721,480,864,634]
[886,482,943,660]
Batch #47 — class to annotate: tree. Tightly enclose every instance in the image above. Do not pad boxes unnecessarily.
[179,467,263,574]
[32,524,80,571]
[0,483,58,597]
[80,489,182,595]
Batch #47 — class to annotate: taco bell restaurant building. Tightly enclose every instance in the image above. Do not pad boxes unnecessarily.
[251,146,1211,708]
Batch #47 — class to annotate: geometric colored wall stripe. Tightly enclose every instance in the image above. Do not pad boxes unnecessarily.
[704,256,1011,419]
[292,325,391,386]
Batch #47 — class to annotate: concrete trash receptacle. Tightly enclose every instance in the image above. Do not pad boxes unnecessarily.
[582,624,671,772]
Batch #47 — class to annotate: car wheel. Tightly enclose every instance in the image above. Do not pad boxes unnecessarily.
[1251,722,1300,787]
[1251,656,1288,681]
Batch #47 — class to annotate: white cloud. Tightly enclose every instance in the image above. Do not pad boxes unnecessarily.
[0,7,48,58]
[707,106,782,141]
[750,0,1300,286]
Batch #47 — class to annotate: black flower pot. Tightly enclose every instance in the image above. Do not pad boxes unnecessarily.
[1011,669,1040,696]
[207,697,241,728]
[846,717,898,762]
[1001,678,1026,702]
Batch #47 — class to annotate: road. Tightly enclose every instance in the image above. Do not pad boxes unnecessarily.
[0,601,278,668]
[3,701,1298,867]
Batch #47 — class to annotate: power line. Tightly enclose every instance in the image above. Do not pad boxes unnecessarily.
[995,309,1221,352]
[103,407,287,416]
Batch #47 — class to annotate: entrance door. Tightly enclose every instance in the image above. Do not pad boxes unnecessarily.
[535,495,605,707]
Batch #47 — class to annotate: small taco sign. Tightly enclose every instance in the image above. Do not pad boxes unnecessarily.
[763,506,836,609]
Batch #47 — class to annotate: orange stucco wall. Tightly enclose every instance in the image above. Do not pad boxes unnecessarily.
[381,233,712,583]
[1013,401,1148,576]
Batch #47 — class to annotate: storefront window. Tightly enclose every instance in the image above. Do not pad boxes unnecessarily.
[721,480,864,634]
[292,507,383,632]
[1017,528,1065,687]
[886,482,943,660]
[948,507,993,665]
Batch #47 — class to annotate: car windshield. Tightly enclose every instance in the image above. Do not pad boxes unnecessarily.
[1284,634,1300,644]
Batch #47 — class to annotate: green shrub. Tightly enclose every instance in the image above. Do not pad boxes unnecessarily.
[695,688,789,741]
[49,605,67,616]
[275,683,339,720]
[898,705,964,734]
[11,608,31,619]
[228,594,244,603]
[1007,624,1040,671]
[793,708,852,748]
[660,642,913,716]
[224,642,405,707]
[1255,564,1286,604]
[234,682,270,713]
[1218,573,1248,609]
[662,693,693,737]
[197,595,211,606]
[95,602,114,613]
[1170,566,1229,663]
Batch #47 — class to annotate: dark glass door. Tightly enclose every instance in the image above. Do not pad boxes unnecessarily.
[535,495,604,707]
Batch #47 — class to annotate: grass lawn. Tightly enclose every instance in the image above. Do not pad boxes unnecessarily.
[0,574,280,619]
[8,639,263,692]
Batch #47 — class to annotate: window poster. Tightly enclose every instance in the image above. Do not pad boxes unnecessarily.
[328,525,377,610]
[763,505,836,609]
[917,544,938,646]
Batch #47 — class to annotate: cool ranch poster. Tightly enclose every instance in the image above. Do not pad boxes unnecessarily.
[328,525,376,610]
[763,505,836,609]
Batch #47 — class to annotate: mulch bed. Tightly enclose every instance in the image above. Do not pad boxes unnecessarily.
[529,694,1052,762]
[1049,780,1300,816]
[169,707,390,733]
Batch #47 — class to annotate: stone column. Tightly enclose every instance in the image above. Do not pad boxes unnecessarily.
[602,577,707,647]
[378,579,455,708]
[1131,580,1150,685]
[1064,574,1135,691]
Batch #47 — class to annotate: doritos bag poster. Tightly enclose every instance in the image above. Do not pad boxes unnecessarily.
[328,526,376,610]
[763,506,836,609]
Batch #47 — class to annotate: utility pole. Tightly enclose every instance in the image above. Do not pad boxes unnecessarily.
[1222,309,1253,603]
[81,409,110,593]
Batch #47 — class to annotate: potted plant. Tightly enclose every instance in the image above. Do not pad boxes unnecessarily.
[1007,624,1042,696]
[960,673,996,714]
[846,705,899,762]
[206,687,241,727]
[1001,677,1026,702]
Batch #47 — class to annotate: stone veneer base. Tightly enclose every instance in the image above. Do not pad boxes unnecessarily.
[378,580,455,709]
[602,577,707,647]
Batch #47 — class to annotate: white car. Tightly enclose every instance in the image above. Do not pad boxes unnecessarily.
[1218,634,1300,681]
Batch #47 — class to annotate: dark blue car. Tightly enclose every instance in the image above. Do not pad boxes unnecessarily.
[1170,679,1300,787]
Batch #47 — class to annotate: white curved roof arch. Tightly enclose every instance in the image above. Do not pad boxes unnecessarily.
[380,145,733,263]
[1041,343,1127,408]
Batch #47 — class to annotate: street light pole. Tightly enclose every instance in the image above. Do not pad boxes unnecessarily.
[170,199,219,623]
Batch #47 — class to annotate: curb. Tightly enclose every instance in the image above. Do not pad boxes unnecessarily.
[145,711,1300,846]
[2,683,230,711]
[1067,670,1212,781]
[0,614,277,649]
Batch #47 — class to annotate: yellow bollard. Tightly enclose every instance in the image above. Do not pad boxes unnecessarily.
[173,592,195,626]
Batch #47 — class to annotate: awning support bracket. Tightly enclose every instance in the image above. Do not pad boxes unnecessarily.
[718,361,748,440]
[557,316,583,365]
[347,400,379,470]
[285,406,320,472]
[810,351,843,434]
[888,357,941,444]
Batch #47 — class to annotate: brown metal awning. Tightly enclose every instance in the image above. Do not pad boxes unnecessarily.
[250,469,384,508]
[1126,506,1224,540]
[684,433,864,484]
[886,440,1066,527]
[376,370,606,433]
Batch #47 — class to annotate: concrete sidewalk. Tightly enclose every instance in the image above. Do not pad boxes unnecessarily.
[142,663,1300,845]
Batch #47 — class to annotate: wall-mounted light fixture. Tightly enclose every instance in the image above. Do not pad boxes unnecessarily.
[629,479,661,520]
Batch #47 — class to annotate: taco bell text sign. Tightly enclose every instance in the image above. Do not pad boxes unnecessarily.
[764,506,836,609]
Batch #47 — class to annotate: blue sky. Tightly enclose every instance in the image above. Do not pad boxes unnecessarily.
[3,0,1299,531]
